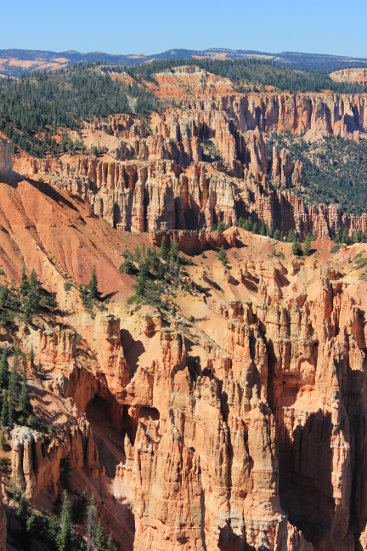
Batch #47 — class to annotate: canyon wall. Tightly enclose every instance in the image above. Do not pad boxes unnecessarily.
[25,151,367,240]
[220,92,367,139]
[1,174,367,549]
[16,85,367,240]
[3,63,367,551]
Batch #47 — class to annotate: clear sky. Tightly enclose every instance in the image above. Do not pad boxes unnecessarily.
[2,0,366,58]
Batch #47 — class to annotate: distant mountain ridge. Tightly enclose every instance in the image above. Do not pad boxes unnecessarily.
[0,47,367,76]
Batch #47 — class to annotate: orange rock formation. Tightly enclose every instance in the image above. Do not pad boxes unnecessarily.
[14,69,367,240]
[1,157,367,548]
[1,65,367,551]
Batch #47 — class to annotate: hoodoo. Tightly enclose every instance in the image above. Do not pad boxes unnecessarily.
[0,38,367,551]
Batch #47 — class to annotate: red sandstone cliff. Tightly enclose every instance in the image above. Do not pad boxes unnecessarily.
[2,64,367,550]
[13,73,367,240]
[19,149,367,240]
[0,173,367,548]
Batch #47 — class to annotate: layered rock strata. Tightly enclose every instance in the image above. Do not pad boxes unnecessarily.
[1,174,367,548]
[16,82,367,239]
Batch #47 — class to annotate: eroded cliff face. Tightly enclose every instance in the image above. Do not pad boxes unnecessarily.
[330,68,367,87]
[2,65,367,550]
[21,147,367,240]
[1,173,367,549]
[15,71,367,240]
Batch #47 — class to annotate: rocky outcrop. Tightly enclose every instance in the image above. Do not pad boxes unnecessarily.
[5,66,367,550]
[330,68,367,87]
[18,94,367,238]
[10,419,99,501]
[22,150,367,239]
[3,171,367,549]
[15,85,367,240]
[108,247,367,550]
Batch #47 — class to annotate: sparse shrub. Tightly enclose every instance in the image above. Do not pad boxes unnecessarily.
[303,234,314,256]
[331,243,341,254]
[218,246,228,265]
[292,239,303,256]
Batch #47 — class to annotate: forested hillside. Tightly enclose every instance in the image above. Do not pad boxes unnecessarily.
[268,135,367,215]
[127,58,367,93]
[0,64,156,156]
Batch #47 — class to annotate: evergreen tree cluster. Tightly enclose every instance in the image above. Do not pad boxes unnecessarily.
[267,135,367,216]
[79,266,102,316]
[211,221,229,233]
[236,216,276,238]
[20,265,57,324]
[1,59,366,160]
[235,216,319,256]
[0,282,18,328]
[0,351,35,436]
[126,83,160,114]
[13,489,116,551]
[126,58,367,94]
[333,227,367,245]
[120,238,184,310]
[0,64,132,157]
[0,266,56,328]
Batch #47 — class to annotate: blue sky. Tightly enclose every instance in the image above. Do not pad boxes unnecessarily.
[2,0,366,57]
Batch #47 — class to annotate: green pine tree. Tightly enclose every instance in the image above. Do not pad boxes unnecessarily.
[273,229,282,241]
[86,495,97,551]
[96,518,107,551]
[169,238,179,262]
[0,430,6,451]
[27,270,41,312]
[87,266,101,301]
[356,229,364,243]
[16,494,28,521]
[120,251,135,275]
[0,285,9,310]
[23,297,32,324]
[26,512,36,534]
[29,345,34,368]
[341,229,349,244]
[157,260,165,280]
[160,236,169,261]
[217,221,227,233]
[0,351,9,390]
[9,357,20,411]
[218,246,228,266]
[243,218,252,231]
[37,361,42,376]
[335,228,342,243]
[136,273,146,296]
[292,239,303,256]
[20,263,29,299]
[1,391,8,428]
[304,234,313,256]
[56,491,74,551]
